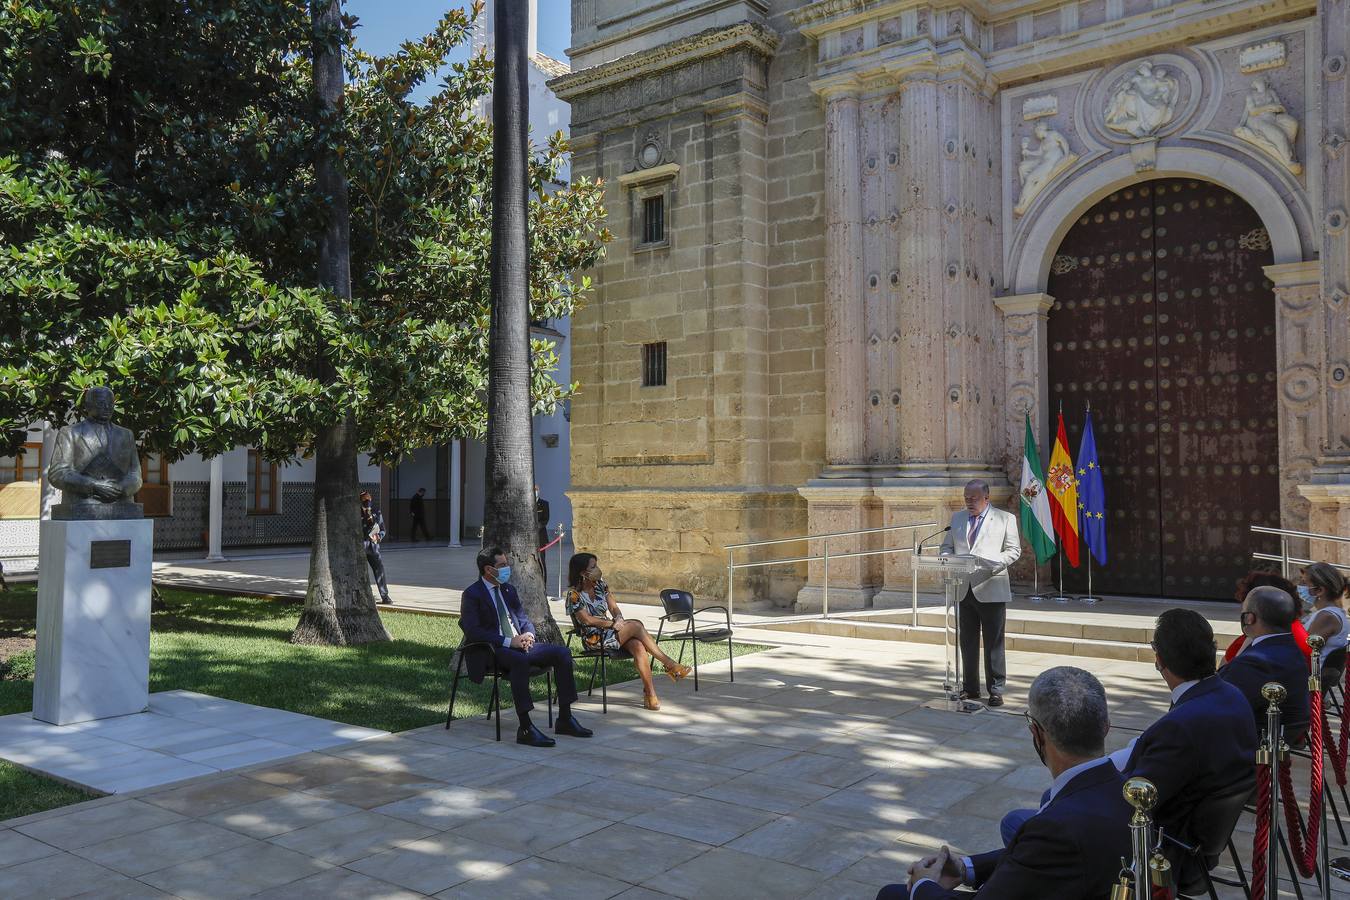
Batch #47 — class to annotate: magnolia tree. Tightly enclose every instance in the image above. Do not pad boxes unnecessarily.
[0,1,608,644]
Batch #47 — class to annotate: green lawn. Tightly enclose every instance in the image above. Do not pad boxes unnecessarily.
[0,583,761,821]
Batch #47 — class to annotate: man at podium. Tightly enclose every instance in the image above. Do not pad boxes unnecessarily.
[939,480,1022,707]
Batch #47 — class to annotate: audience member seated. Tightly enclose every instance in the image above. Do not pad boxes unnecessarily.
[1223,570,1309,663]
[460,547,593,747]
[877,666,1130,899]
[1218,585,1310,742]
[1121,609,1257,885]
[999,609,1258,853]
[1300,562,1349,671]
[564,552,691,711]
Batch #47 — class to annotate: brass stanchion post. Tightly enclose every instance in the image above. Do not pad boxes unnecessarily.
[1261,682,1287,900]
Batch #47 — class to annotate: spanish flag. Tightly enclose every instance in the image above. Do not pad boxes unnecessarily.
[1045,412,1081,567]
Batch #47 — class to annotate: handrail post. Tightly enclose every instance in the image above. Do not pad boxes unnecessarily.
[555,524,565,601]
[726,548,735,622]
[1280,535,1290,580]
[822,541,830,619]
[911,528,919,628]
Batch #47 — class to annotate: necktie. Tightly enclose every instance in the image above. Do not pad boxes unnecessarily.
[493,586,517,639]
[968,515,979,546]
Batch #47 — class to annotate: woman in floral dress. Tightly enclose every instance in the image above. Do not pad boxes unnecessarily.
[565,552,691,710]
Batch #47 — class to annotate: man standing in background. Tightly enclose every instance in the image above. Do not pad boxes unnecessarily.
[535,484,551,581]
[409,486,431,542]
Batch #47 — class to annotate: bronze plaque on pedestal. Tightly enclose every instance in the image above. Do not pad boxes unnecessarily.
[89,540,132,569]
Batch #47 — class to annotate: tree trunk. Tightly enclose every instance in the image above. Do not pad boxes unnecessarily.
[292,0,390,646]
[483,0,559,644]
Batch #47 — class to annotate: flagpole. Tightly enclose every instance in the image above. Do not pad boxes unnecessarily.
[1051,399,1072,602]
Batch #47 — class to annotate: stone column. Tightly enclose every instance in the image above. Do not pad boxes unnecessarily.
[206,454,225,561]
[994,293,1055,472]
[822,87,866,467]
[795,485,881,612]
[447,439,463,548]
[1266,261,1326,559]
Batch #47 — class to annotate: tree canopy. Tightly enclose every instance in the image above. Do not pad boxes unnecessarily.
[0,0,608,464]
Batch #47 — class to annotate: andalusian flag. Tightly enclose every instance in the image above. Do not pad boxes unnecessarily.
[1019,414,1056,564]
[1046,412,1081,567]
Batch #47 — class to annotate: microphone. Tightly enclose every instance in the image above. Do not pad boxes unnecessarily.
[916,525,951,554]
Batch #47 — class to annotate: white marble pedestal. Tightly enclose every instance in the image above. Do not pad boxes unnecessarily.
[33,518,153,725]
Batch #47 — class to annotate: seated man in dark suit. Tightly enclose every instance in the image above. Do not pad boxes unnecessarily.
[1118,608,1258,885]
[1218,585,1310,742]
[877,666,1131,899]
[460,547,592,747]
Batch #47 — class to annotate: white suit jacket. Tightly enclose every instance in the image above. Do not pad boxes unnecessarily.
[938,506,1022,604]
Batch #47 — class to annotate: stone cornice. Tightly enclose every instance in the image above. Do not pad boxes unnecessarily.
[988,0,1314,84]
[994,292,1055,316]
[1264,260,1321,288]
[617,162,681,188]
[790,0,994,37]
[809,44,993,97]
[548,22,781,102]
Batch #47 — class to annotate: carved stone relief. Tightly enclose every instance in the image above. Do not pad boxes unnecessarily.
[1239,40,1287,74]
[1014,123,1078,216]
[1103,60,1180,139]
[1233,77,1302,175]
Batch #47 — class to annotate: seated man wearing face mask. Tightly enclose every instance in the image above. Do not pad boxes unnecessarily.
[459,547,592,747]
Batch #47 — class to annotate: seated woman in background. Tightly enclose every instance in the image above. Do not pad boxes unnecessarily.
[565,552,691,711]
[1223,570,1311,663]
[1301,562,1350,671]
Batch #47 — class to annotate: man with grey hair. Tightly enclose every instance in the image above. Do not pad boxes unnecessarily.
[877,666,1130,899]
[939,479,1021,707]
[1219,584,1310,739]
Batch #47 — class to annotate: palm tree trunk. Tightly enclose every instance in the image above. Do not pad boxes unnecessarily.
[292,0,390,646]
[484,0,559,643]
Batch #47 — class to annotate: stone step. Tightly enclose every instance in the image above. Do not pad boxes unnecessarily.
[747,615,1241,663]
[867,608,1244,646]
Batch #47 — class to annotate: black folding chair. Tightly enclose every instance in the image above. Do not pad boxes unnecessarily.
[1159,776,1254,900]
[446,640,552,742]
[656,589,734,692]
[564,611,631,714]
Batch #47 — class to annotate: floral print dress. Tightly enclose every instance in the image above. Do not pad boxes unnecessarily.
[565,583,621,651]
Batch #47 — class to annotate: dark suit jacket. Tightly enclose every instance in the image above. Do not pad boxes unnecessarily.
[47,419,142,498]
[1123,676,1257,852]
[535,498,551,545]
[1218,632,1311,739]
[459,579,535,682]
[912,760,1131,900]
[409,493,425,517]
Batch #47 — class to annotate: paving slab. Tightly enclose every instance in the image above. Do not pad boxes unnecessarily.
[0,690,387,794]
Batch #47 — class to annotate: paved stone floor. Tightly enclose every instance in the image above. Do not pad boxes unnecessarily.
[2,632,1342,898]
[0,691,386,793]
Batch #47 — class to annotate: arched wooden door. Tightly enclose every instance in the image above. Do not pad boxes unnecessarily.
[1046,178,1280,600]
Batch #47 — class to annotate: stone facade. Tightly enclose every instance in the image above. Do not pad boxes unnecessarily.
[555,0,1350,606]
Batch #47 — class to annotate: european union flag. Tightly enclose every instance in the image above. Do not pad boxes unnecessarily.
[1077,410,1108,566]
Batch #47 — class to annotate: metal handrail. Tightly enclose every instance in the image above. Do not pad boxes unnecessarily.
[724,520,937,621]
[724,522,937,551]
[1250,524,1350,579]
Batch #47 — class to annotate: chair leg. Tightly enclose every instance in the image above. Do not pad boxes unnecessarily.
[490,674,502,742]
[727,635,734,683]
[1327,780,1348,845]
[692,635,699,692]
[547,670,554,728]
[1202,864,1220,900]
[1277,827,1306,900]
[587,655,599,696]
[446,665,462,729]
[600,653,608,714]
[1226,837,1251,900]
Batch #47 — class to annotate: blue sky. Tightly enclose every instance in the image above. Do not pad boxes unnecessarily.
[344,1,572,104]
[345,1,571,60]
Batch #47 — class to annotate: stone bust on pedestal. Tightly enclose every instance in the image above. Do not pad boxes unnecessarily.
[47,386,143,520]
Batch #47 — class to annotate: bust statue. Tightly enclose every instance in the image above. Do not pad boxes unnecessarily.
[46,386,143,520]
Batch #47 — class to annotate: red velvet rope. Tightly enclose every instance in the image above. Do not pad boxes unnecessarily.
[1324,667,1350,786]
[537,533,564,553]
[1252,760,1273,897]
[1277,683,1325,878]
